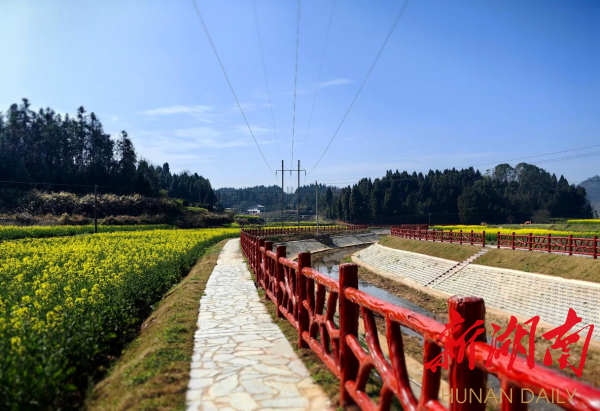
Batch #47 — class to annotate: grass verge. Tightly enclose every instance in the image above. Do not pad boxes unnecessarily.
[378,235,481,261]
[86,239,228,411]
[477,248,600,283]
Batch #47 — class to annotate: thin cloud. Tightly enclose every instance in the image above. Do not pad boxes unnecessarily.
[141,105,213,116]
[318,78,352,88]
[173,127,221,139]
[234,125,270,135]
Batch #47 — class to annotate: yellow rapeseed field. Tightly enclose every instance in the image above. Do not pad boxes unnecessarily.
[0,228,238,408]
[431,225,600,242]
[0,224,170,241]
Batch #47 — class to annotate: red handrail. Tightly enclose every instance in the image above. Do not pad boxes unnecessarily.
[239,229,600,411]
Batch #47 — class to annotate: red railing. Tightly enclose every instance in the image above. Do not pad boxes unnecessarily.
[394,224,430,231]
[498,232,598,259]
[388,228,598,259]
[391,228,486,247]
[240,230,600,411]
[244,224,368,237]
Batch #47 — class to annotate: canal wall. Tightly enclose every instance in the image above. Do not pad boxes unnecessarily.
[353,243,600,341]
[276,232,380,259]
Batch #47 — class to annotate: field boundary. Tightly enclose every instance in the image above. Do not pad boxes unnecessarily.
[87,239,230,411]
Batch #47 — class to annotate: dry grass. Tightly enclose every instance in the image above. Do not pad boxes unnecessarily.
[86,240,229,411]
[378,235,481,261]
[477,249,600,284]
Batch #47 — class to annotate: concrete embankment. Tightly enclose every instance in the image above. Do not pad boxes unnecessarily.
[353,243,600,341]
[276,232,380,259]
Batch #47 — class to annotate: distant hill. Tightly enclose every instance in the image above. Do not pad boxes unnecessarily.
[580,176,600,215]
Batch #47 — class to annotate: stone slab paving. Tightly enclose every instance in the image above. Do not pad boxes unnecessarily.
[275,239,332,258]
[434,264,600,340]
[355,244,600,341]
[355,244,457,286]
[186,239,331,411]
[330,232,380,248]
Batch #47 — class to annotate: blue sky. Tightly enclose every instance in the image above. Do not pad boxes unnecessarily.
[1,0,598,189]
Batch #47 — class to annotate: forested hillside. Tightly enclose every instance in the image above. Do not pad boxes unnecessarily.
[330,164,592,224]
[579,176,600,216]
[0,99,215,209]
[219,164,592,225]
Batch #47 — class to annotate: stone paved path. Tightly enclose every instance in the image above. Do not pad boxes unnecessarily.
[186,239,331,411]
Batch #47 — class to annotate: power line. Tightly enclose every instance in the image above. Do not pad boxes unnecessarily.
[190,0,275,174]
[252,0,282,161]
[467,143,600,168]
[529,151,600,165]
[308,0,411,175]
[314,149,600,185]
[0,179,155,192]
[290,0,301,174]
[299,0,337,163]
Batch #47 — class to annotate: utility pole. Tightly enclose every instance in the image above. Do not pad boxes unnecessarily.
[315,180,319,234]
[276,160,305,230]
[94,184,98,234]
[264,193,267,224]
[281,160,284,227]
[297,160,300,232]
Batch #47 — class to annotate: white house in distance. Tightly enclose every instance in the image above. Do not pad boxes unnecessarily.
[247,205,266,215]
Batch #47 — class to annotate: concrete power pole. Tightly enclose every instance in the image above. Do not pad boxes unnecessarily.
[281,161,284,227]
[315,180,319,234]
[276,160,305,230]
[297,160,300,232]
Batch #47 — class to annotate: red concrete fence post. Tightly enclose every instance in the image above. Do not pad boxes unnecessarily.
[529,233,533,252]
[448,296,487,411]
[470,230,474,245]
[264,241,273,300]
[459,230,463,245]
[594,236,598,260]
[258,238,265,284]
[497,231,500,249]
[511,232,515,250]
[297,252,310,349]
[275,245,286,318]
[547,234,551,253]
[339,263,359,407]
[482,231,485,247]
[449,229,453,243]
[569,234,573,256]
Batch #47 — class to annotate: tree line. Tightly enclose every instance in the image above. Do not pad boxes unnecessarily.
[0,99,215,208]
[218,164,593,224]
[326,164,592,224]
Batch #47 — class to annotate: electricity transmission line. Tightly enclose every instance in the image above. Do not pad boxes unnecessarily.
[290,0,301,174]
[466,143,600,168]
[252,0,282,160]
[299,0,337,163]
[312,144,600,185]
[190,0,275,174]
[307,0,411,175]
